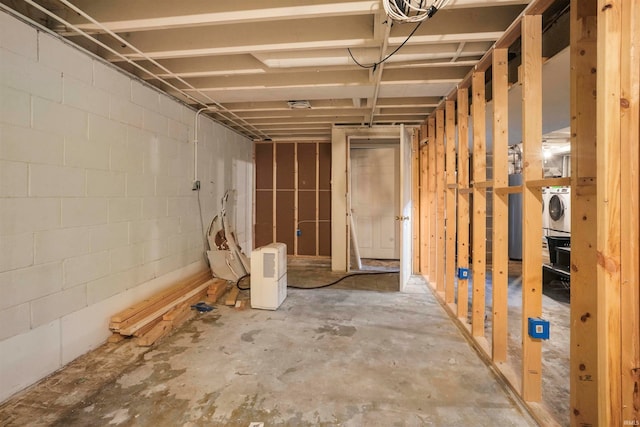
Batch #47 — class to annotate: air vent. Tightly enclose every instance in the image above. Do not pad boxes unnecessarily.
[287,100,311,109]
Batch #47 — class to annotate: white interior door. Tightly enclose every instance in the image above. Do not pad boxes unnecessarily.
[350,146,399,259]
[399,125,413,291]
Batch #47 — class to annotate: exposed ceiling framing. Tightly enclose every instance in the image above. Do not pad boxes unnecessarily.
[1,0,530,141]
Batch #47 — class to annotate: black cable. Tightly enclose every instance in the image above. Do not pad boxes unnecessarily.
[236,274,250,291]
[235,270,400,291]
[347,19,424,69]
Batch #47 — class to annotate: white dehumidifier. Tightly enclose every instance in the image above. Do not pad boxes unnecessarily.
[250,242,287,310]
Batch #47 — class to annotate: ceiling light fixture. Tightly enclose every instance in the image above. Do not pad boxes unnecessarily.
[287,100,312,109]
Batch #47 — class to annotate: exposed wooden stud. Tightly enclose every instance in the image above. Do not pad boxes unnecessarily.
[420,135,430,275]
[619,0,640,424]
[445,100,457,304]
[596,0,623,416]
[520,14,543,403]
[456,87,470,321]
[491,47,509,363]
[525,177,572,188]
[412,130,421,273]
[471,70,487,338]
[272,142,277,242]
[569,1,599,424]
[494,186,523,195]
[294,142,299,255]
[428,117,437,285]
[435,109,446,293]
[316,142,320,256]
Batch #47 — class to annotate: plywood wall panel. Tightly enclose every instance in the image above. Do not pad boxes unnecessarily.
[318,143,331,191]
[298,143,317,190]
[276,143,295,189]
[276,190,295,254]
[255,143,273,190]
[255,190,273,248]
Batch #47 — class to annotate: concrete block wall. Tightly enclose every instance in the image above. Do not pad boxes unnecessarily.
[0,12,253,402]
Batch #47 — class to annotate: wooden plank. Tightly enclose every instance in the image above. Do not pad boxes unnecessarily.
[456,87,470,321]
[419,142,429,275]
[412,130,421,273]
[520,14,543,403]
[428,117,437,284]
[137,320,172,347]
[110,270,210,324]
[596,0,623,421]
[525,177,572,188]
[118,281,212,336]
[619,1,640,424]
[494,186,523,195]
[435,109,446,293]
[471,70,487,338]
[491,47,509,363]
[225,286,240,306]
[207,279,229,302]
[471,180,493,189]
[107,333,125,343]
[569,1,599,424]
[132,316,163,338]
[444,100,457,304]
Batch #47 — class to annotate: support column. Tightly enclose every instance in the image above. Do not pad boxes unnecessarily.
[457,88,470,321]
[471,71,487,338]
[491,48,509,362]
[428,118,437,284]
[445,100,457,304]
[521,14,544,402]
[569,0,598,424]
[436,109,446,293]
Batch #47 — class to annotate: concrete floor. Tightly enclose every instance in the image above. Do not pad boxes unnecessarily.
[0,263,538,426]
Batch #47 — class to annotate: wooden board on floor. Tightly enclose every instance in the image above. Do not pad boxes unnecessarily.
[225,286,240,306]
[207,279,228,302]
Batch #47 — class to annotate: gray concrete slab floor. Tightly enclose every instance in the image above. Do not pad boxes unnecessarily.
[1,275,538,426]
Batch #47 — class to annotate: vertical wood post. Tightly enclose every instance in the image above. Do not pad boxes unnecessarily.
[492,48,509,363]
[436,109,446,292]
[428,118,437,285]
[445,100,457,304]
[569,1,599,424]
[412,131,421,273]
[471,71,487,337]
[521,14,544,402]
[457,88,470,321]
[619,0,640,424]
[420,131,430,275]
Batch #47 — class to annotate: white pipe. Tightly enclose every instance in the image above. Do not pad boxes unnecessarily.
[194,108,210,184]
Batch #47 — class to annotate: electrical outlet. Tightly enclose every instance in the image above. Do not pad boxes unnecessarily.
[192,180,200,191]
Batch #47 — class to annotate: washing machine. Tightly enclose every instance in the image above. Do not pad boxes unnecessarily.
[542,187,551,237]
[547,186,571,236]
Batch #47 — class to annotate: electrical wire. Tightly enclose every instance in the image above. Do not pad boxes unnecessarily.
[348,20,423,70]
[383,0,450,23]
[235,271,400,291]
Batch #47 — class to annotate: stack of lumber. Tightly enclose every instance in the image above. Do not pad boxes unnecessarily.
[108,271,227,347]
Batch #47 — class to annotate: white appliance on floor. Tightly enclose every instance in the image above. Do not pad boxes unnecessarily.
[250,243,287,310]
[547,186,571,237]
[542,187,551,237]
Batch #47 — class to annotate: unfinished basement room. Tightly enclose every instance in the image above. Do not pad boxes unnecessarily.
[0,0,638,426]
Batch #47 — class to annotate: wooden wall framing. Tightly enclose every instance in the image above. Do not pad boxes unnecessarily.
[444,100,457,304]
[415,0,640,424]
[254,141,331,256]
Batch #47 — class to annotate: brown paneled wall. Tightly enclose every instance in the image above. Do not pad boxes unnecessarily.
[254,141,331,256]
